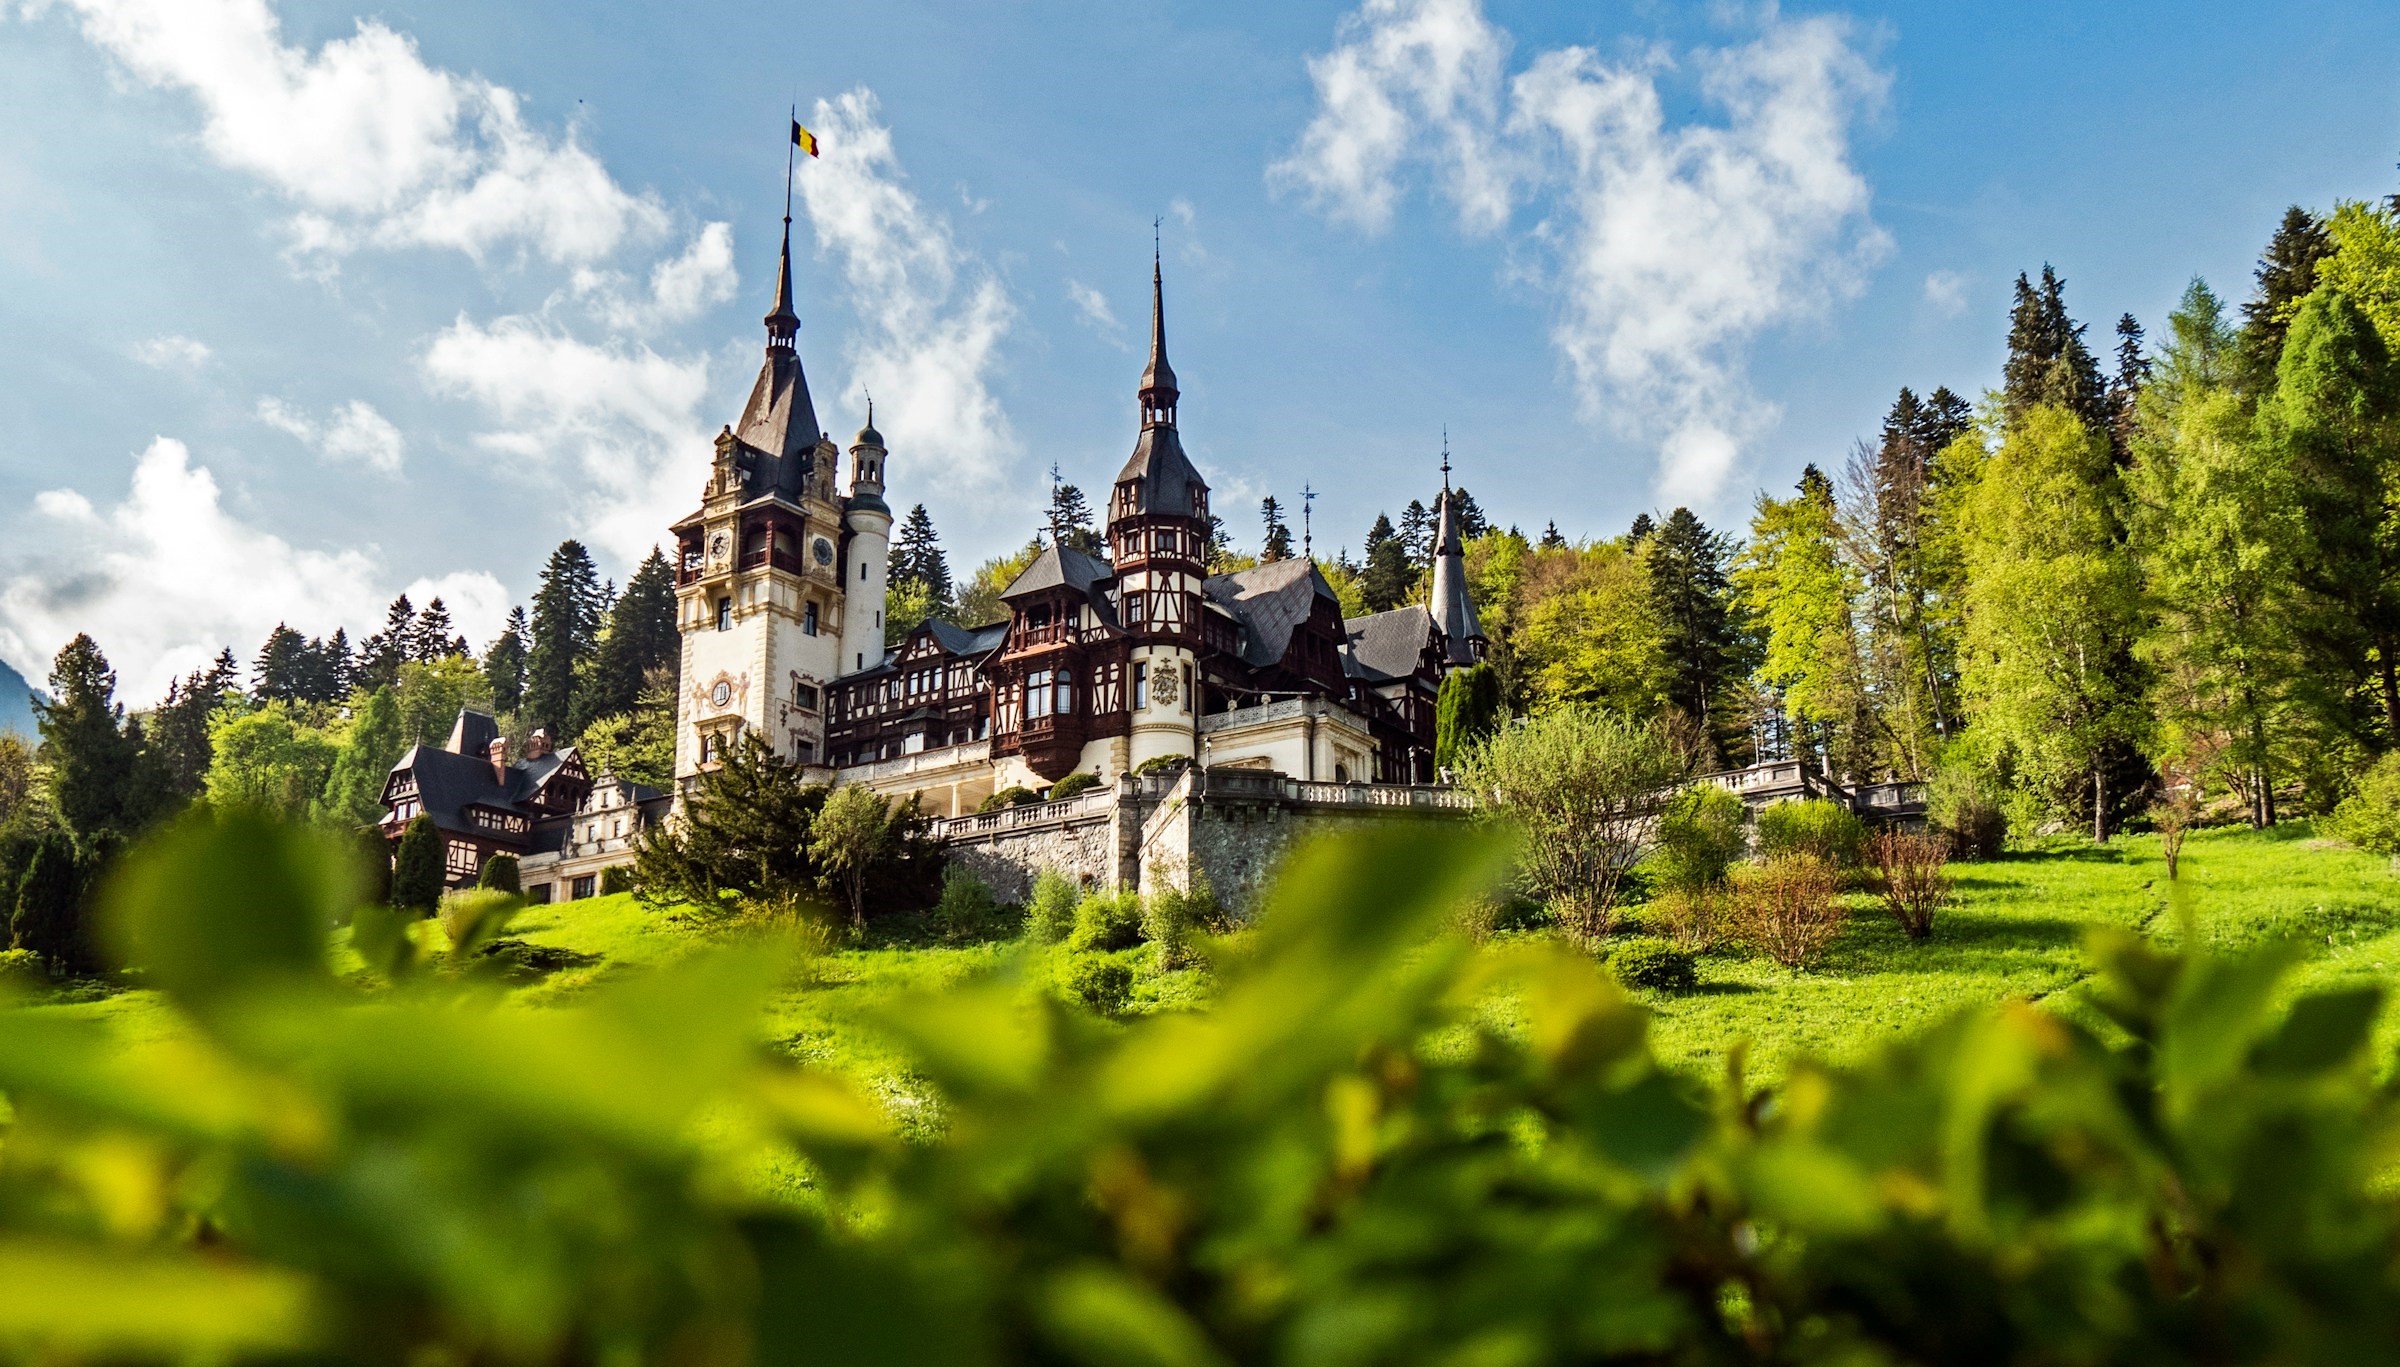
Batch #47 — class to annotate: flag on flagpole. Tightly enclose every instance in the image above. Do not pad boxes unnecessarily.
[791,119,819,158]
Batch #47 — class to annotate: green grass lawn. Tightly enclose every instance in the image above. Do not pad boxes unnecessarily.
[23,822,2400,1111]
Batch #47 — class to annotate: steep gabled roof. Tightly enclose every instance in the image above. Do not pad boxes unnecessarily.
[1204,557,1339,668]
[1000,545,1115,601]
[1344,605,1441,684]
[1426,488,1483,664]
[925,619,1010,657]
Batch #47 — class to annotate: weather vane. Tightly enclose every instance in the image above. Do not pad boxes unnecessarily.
[1301,482,1317,559]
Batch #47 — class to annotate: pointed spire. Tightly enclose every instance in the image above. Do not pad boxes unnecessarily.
[764,212,799,353]
[1138,227,1178,428]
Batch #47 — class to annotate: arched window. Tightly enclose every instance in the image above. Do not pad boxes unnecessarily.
[1053,668,1075,717]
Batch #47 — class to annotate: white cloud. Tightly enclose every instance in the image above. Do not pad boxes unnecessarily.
[36,0,665,265]
[798,89,1019,492]
[1065,278,1128,347]
[132,333,212,369]
[574,221,739,330]
[256,396,405,474]
[1276,1,1889,504]
[1922,268,1968,316]
[0,437,504,701]
[421,314,712,561]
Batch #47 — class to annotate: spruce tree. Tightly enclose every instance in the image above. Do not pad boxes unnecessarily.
[891,505,955,611]
[320,628,354,702]
[1539,521,1567,550]
[355,596,413,693]
[581,548,679,731]
[412,599,463,663]
[523,541,603,741]
[252,625,309,703]
[2002,265,2108,429]
[1360,513,1414,613]
[1048,482,1104,558]
[1399,500,1434,565]
[36,636,141,847]
[1260,496,1294,562]
[391,813,444,913]
[2238,207,2335,395]
[1644,508,1740,758]
[151,649,239,800]
[2107,314,2152,463]
[10,831,82,970]
[1433,662,1504,771]
[1449,488,1488,540]
[484,608,529,716]
[1628,512,1655,544]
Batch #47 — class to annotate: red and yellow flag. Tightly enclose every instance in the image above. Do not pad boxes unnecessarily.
[791,119,820,158]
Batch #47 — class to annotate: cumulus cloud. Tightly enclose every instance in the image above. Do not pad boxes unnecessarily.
[132,334,211,369]
[0,438,504,701]
[36,0,666,265]
[573,221,740,331]
[797,89,1019,491]
[1275,1,1889,503]
[1922,269,1968,316]
[1065,278,1129,348]
[256,396,406,474]
[421,314,712,561]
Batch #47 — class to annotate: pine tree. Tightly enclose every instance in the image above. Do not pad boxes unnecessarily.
[581,548,679,732]
[252,625,309,703]
[1399,500,1434,565]
[1644,508,1741,760]
[11,831,83,970]
[2238,207,2335,396]
[1434,662,1504,771]
[412,599,463,664]
[355,596,414,692]
[1048,481,1104,558]
[1360,513,1414,613]
[1260,496,1294,562]
[524,541,604,741]
[1628,513,1655,544]
[151,649,239,800]
[391,814,444,913]
[320,628,353,702]
[1539,521,1567,551]
[2107,314,2152,463]
[891,505,955,611]
[2002,265,2108,429]
[484,607,529,716]
[36,636,141,847]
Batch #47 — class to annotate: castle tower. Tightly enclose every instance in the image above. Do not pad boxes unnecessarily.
[668,213,851,783]
[1426,442,1485,668]
[838,404,894,673]
[1108,249,1210,770]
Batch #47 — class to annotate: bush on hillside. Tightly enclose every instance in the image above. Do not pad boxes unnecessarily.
[1754,798,1867,868]
[932,867,1014,944]
[1066,888,1144,953]
[1024,869,1079,944]
[0,946,46,989]
[599,865,633,896]
[1606,938,1698,993]
[1061,950,1135,1015]
[438,889,520,958]
[1140,866,1218,971]
[356,826,394,906]
[1734,853,1844,969]
[1649,785,1747,951]
[2328,752,2400,858]
[980,786,1041,813]
[1433,662,1504,772]
[1868,829,1951,940]
[10,832,86,973]
[1047,772,1102,801]
[476,853,520,895]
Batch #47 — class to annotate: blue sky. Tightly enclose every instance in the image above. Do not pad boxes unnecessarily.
[4,0,2398,701]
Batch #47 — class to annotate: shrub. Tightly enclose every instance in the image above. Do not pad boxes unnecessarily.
[1024,869,1080,944]
[599,865,633,896]
[438,889,520,957]
[1733,854,1843,969]
[0,946,46,989]
[2151,778,2201,879]
[1649,785,1748,916]
[1134,755,1189,778]
[1754,798,1867,868]
[981,786,1042,813]
[1606,938,1698,993]
[1061,951,1135,1015]
[933,868,1013,944]
[1067,888,1144,953]
[10,832,84,973]
[1047,772,1102,801]
[2328,752,2400,858]
[391,814,444,913]
[1140,872,1198,971]
[476,853,520,895]
[356,826,394,906]
[1433,662,1504,772]
[1929,761,2007,859]
[1654,887,1727,954]
[1868,830,1951,940]
[1452,707,1688,949]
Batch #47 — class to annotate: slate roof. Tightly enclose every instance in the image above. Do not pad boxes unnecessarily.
[1001,545,1115,601]
[1203,557,1339,668]
[1112,424,1208,520]
[1426,490,1484,665]
[925,620,1009,657]
[386,709,587,840]
[1344,606,1440,684]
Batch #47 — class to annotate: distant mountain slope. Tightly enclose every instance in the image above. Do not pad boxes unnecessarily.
[0,661,39,741]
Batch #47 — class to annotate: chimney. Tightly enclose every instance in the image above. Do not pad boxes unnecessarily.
[487,737,507,785]
[525,728,553,761]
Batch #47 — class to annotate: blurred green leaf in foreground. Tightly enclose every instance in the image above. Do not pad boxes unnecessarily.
[0,807,2392,1363]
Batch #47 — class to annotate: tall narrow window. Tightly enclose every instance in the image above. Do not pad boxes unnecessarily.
[716,598,732,631]
[1026,669,1053,720]
[803,601,819,635]
[1054,668,1075,717]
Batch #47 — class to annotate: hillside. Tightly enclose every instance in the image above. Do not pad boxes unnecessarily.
[0,660,36,740]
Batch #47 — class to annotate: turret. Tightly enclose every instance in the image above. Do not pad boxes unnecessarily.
[1109,249,1209,769]
[839,404,894,674]
[1426,442,1485,667]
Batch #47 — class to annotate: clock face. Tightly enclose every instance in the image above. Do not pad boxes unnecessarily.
[708,530,730,560]
[710,681,732,708]
[812,536,835,566]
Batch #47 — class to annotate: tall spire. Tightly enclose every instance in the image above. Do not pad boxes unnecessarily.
[764,212,799,353]
[1428,438,1482,664]
[1138,227,1178,428]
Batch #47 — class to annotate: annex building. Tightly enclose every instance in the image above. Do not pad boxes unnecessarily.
[668,215,1488,834]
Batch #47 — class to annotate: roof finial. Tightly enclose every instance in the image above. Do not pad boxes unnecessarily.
[1138,224,1178,428]
[1301,482,1317,560]
[765,112,800,351]
[1440,426,1452,494]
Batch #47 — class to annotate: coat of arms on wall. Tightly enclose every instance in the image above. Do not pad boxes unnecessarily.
[1148,658,1180,706]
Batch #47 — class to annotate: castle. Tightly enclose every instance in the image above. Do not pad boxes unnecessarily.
[669,216,1487,818]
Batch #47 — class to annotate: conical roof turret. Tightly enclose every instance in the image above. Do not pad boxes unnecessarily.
[1137,247,1177,428]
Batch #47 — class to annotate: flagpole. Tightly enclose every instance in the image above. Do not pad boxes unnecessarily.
[784,104,797,226]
